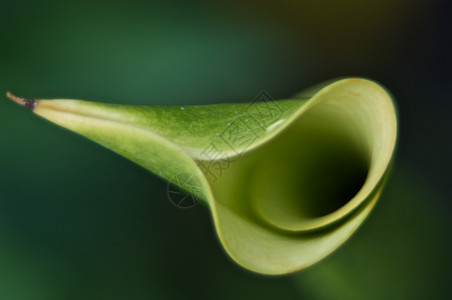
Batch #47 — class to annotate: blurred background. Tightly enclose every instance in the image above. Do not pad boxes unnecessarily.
[0,0,450,299]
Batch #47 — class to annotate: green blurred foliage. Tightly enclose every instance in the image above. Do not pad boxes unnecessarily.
[0,0,450,299]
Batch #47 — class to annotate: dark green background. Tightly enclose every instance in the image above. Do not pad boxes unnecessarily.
[0,0,450,299]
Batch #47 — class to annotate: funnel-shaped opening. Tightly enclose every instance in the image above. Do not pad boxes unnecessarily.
[249,103,370,231]
[207,79,396,237]
[202,79,396,274]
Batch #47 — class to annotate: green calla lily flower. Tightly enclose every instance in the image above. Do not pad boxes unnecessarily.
[7,78,397,274]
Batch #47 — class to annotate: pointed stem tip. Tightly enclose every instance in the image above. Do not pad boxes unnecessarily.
[6,91,36,110]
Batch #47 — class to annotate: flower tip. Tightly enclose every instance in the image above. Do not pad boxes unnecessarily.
[6,91,36,110]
